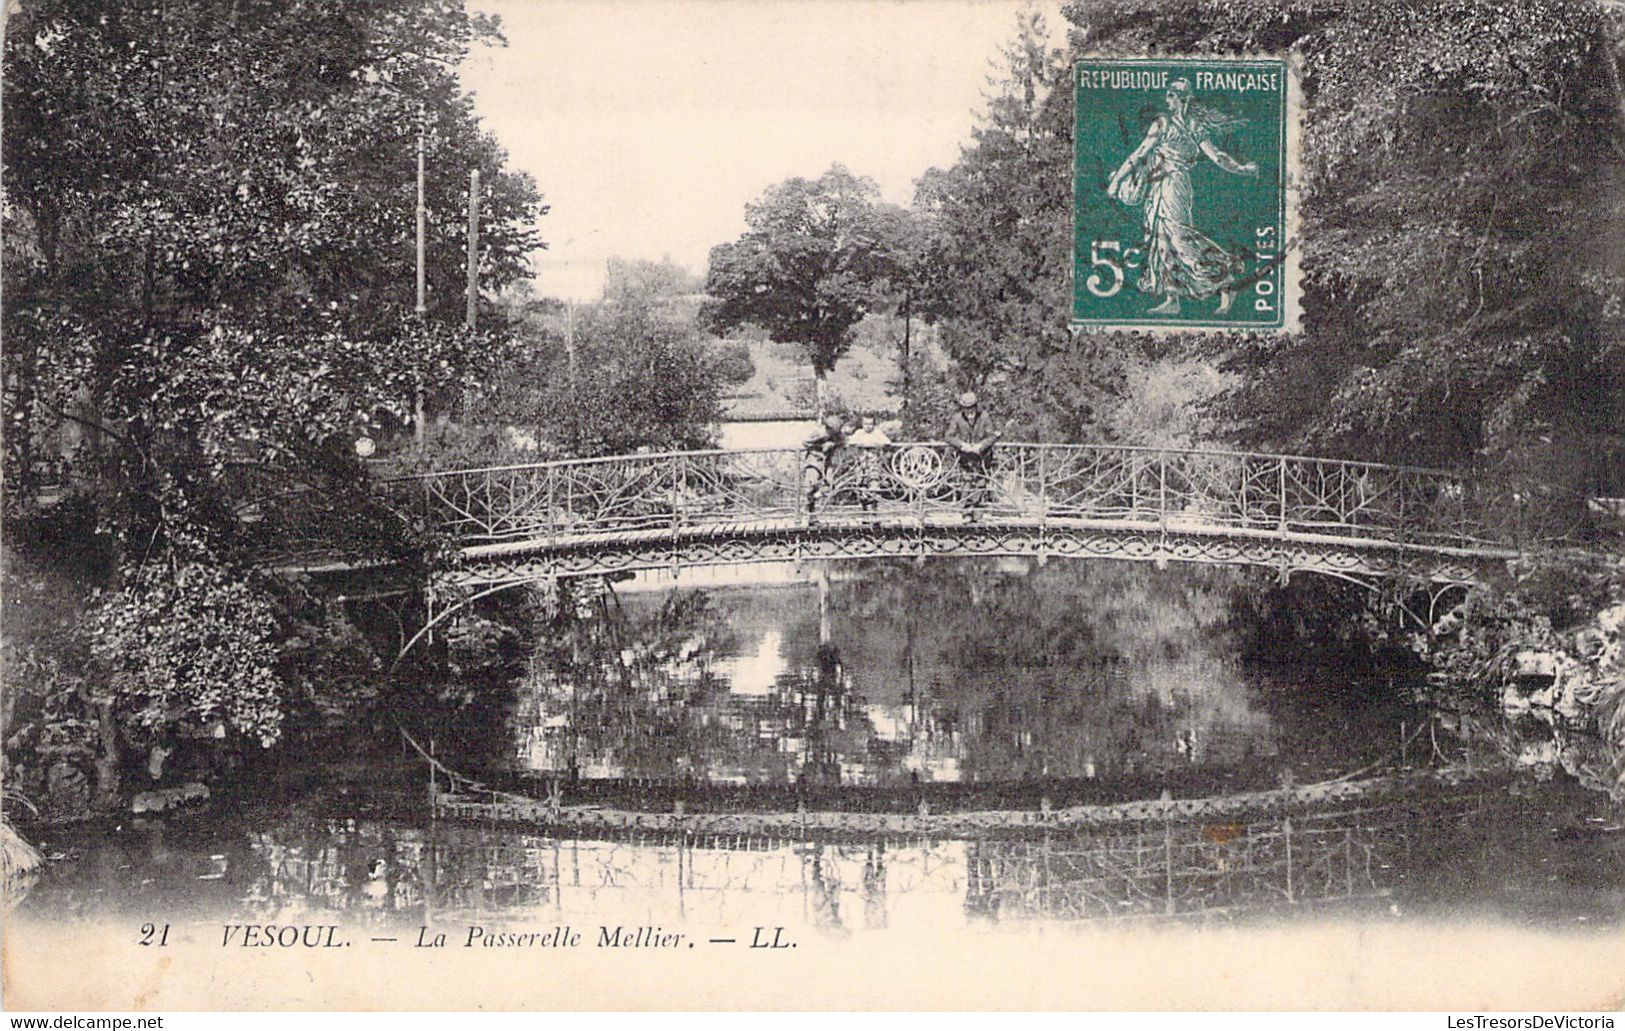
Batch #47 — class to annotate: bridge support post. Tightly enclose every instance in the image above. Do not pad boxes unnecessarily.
[1283,815,1295,904]
[1277,457,1288,533]
[1276,458,1293,585]
[1156,452,1171,570]
[1038,448,1049,566]
[424,583,440,651]
[1163,795,1175,916]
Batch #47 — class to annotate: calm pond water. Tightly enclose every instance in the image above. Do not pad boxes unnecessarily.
[511,567,1405,792]
[12,559,1625,937]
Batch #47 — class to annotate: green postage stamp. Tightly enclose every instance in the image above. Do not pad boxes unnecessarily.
[1072,57,1300,332]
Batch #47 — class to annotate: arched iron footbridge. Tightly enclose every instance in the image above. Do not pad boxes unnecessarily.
[386,443,1557,590]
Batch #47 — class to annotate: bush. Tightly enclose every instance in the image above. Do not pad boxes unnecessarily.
[709,341,756,387]
[87,564,285,749]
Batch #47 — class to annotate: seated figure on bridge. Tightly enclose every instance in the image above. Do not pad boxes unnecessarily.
[847,413,892,512]
[802,412,854,521]
[947,391,1001,521]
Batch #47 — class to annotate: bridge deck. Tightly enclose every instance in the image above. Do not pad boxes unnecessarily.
[448,508,1520,585]
[462,511,1522,562]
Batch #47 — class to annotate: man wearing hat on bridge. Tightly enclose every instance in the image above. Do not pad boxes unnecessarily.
[947,390,1001,521]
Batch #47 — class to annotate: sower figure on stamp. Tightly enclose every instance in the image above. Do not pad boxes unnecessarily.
[1107,78,1257,316]
[947,391,1000,522]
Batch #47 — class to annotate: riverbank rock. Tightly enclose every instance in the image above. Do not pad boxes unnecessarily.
[1501,603,1623,724]
[1514,650,1558,680]
[2,819,44,900]
[1524,599,1625,796]
[130,783,210,814]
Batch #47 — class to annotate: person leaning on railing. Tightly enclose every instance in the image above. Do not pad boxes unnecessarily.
[847,413,893,512]
[946,391,1001,521]
[802,412,853,521]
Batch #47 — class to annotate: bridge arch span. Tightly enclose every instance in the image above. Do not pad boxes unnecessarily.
[448,513,1500,587]
[362,441,1544,661]
[398,516,1483,665]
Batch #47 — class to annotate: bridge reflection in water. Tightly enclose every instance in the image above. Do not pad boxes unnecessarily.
[19,556,1622,936]
[234,792,1486,931]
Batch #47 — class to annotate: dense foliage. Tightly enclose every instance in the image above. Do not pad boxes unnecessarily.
[1091,0,1624,479]
[1,0,544,809]
[909,14,1087,423]
[3,0,542,534]
[473,276,724,459]
[532,300,722,457]
[86,565,283,749]
[910,1,1625,478]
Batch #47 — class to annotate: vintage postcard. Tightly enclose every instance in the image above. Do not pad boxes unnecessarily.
[3,0,1623,1016]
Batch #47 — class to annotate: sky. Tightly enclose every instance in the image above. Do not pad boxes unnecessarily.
[458,0,1062,301]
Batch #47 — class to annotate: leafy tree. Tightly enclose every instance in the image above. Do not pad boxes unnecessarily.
[1,0,544,807]
[868,203,939,426]
[709,340,757,388]
[477,291,723,458]
[2,0,544,553]
[701,164,894,417]
[80,564,284,804]
[911,10,1129,441]
[549,301,722,455]
[1100,357,1238,448]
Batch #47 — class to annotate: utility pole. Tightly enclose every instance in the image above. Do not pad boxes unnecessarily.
[563,298,577,446]
[416,124,427,315]
[564,299,576,381]
[462,168,480,421]
[466,168,480,331]
[414,117,428,446]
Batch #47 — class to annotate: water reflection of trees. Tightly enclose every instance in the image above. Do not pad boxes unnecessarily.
[505,560,1407,790]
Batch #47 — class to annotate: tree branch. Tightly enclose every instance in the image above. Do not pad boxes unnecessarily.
[36,400,133,445]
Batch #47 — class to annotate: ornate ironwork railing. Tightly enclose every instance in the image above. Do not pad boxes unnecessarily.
[385,443,1574,556]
